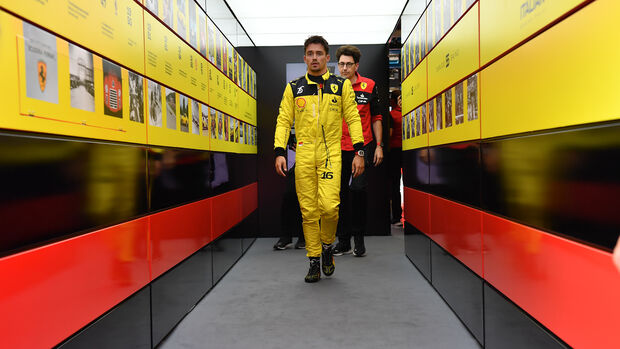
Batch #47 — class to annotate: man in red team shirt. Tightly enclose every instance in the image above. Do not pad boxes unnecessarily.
[388,90,403,225]
[334,45,384,257]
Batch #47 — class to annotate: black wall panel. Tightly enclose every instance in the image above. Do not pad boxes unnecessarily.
[484,284,568,349]
[57,286,151,349]
[481,122,620,250]
[404,222,431,281]
[151,246,213,346]
[430,241,483,345]
[212,231,243,285]
[239,44,391,237]
[0,131,148,256]
[428,142,481,207]
[402,147,429,190]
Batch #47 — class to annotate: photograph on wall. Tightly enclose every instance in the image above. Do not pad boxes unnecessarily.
[199,12,207,56]
[191,99,200,134]
[443,0,451,34]
[454,0,462,19]
[233,50,238,84]
[466,0,475,9]
[239,121,244,144]
[162,0,174,28]
[217,111,223,140]
[253,71,257,98]
[414,31,420,66]
[428,100,435,133]
[402,114,406,140]
[234,119,239,143]
[148,79,162,127]
[421,104,427,134]
[166,88,177,130]
[223,114,229,141]
[102,59,122,118]
[412,108,422,136]
[176,0,187,41]
[228,116,234,142]
[208,19,216,63]
[420,24,427,57]
[69,43,94,112]
[210,107,217,138]
[216,31,223,71]
[23,22,59,104]
[179,94,189,133]
[222,38,228,75]
[444,88,452,127]
[227,44,234,79]
[128,71,144,123]
[145,0,158,16]
[454,81,464,125]
[188,1,197,48]
[406,112,411,139]
[467,73,478,121]
[435,95,443,130]
[201,103,209,136]
[241,62,246,91]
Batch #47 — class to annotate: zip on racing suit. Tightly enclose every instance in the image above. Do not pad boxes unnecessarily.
[274,71,364,257]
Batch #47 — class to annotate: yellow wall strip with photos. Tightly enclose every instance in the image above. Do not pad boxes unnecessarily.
[426,2,479,99]
[1,0,145,73]
[479,0,588,67]
[401,59,427,115]
[481,0,620,139]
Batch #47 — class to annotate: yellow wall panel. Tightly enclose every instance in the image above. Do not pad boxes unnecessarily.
[480,0,587,66]
[1,0,144,73]
[401,59,427,115]
[481,0,620,139]
[427,2,479,98]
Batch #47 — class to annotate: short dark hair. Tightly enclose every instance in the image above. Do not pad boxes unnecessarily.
[304,35,329,54]
[336,45,361,63]
[390,89,401,101]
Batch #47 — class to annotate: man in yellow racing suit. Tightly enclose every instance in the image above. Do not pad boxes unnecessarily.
[274,36,365,283]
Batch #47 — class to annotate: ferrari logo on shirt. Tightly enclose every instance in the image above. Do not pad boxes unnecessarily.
[37,60,47,92]
[361,82,367,90]
[330,83,338,93]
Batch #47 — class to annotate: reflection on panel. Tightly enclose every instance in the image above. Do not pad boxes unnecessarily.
[428,142,480,207]
[482,123,620,250]
[402,148,430,190]
[0,132,147,255]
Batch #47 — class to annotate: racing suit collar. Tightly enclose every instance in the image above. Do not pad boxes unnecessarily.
[305,71,331,84]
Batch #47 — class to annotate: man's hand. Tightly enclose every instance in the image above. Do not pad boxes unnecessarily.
[352,154,365,178]
[275,156,287,177]
[374,145,383,166]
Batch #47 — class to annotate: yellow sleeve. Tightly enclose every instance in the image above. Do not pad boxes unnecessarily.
[274,83,294,150]
[342,79,364,146]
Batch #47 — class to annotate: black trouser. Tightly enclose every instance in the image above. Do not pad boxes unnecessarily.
[280,165,303,239]
[388,147,402,221]
[337,143,372,241]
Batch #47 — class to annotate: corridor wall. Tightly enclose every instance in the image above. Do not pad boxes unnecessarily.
[400,0,620,348]
[0,1,257,348]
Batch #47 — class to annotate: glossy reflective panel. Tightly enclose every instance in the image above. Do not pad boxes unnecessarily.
[404,222,431,281]
[482,122,620,250]
[428,142,480,207]
[0,132,147,255]
[403,187,430,234]
[402,148,430,190]
[0,218,150,348]
[483,212,620,349]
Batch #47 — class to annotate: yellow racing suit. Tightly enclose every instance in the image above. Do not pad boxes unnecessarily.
[274,71,364,257]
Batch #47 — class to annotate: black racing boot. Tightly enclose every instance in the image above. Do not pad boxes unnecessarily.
[353,233,366,257]
[321,243,335,276]
[333,237,352,256]
[305,257,321,283]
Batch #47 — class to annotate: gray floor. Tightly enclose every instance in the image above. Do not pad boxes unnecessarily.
[159,228,480,349]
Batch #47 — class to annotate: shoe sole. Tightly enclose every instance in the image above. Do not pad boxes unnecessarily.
[333,250,352,256]
[273,243,292,250]
[353,251,366,257]
[305,275,320,283]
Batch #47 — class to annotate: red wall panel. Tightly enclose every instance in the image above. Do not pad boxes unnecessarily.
[403,187,430,234]
[241,182,258,218]
[430,195,483,276]
[211,189,241,240]
[483,213,620,349]
[149,199,212,279]
[0,219,150,349]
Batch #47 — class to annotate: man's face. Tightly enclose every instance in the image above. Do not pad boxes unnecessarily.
[337,55,358,80]
[304,43,329,75]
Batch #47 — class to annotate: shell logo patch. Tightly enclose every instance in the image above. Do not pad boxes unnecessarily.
[37,60,47,92]
[361,82,367,90]
[330,83,338,93]
[296,97,306,109]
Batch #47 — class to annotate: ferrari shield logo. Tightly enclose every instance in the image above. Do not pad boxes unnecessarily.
[330,83,338,93]
[37,60,47,92]
[361,82,367,90]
